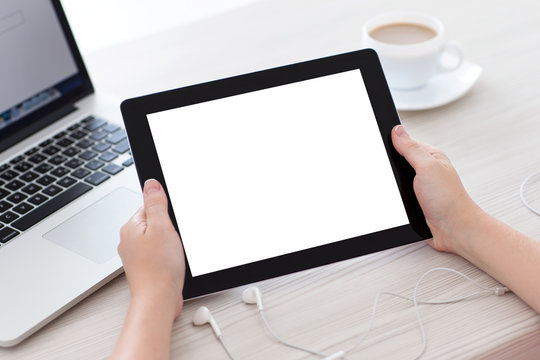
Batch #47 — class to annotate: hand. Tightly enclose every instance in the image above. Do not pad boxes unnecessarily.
[391,125,483,255]
[118,179,185,318]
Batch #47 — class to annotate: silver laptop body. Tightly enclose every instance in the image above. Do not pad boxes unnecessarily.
[0,0,141,346]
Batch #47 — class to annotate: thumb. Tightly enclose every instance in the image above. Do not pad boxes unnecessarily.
[391,125,432,170]
[143,179,169,224]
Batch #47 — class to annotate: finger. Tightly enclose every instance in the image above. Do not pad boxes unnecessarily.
[130,206,147,228]
[143,179,170,225]
[391,125,433,170]
[120,206,146,238]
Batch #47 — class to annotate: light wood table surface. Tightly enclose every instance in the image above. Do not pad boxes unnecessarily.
[2,0,540,359]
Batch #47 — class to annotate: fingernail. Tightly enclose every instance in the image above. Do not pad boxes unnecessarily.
[144,179,160,194]
[395,125,409,138]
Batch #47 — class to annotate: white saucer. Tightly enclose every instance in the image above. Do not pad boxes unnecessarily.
[390,60,482,111]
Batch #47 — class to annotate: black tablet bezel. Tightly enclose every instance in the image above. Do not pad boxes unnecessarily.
[121,49,431,299]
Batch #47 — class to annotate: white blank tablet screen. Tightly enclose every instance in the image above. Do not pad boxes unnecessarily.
[147,70,408,276]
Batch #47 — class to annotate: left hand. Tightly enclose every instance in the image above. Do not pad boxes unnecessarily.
[118,179,185,318]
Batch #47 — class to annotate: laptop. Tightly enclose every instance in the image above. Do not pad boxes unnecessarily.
[0,0,142,346]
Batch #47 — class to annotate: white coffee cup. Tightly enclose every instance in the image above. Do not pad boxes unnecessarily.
[362,12,463,90]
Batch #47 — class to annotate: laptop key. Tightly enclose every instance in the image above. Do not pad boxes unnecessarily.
[0,188,10,200]
[28,193,48,205]
[57,176,77,188]
[70,130,87,140]
[7,192,27,204]
[0,200,13,212]
[51,167,70,177]
[85,160,104,170]
[71,168,91,179]
[43,185,63,197]
[20,171,39,182]
[12,183,92,232]
[28,154,47,164]
[65,159,84,169]
[83,118,107,131]
[106,131,127,145]
[5,180,25,191]
[13,202,34,215]
[76,139,95,149]
[0,164,9,172]
[99,151,118,162]
[79,150,97,160]
[103,124,120,133]
[49,155,67,165]
[57,138,74,147]
[24,147,40,156]
[39,139,55,147]
[102,163,123,175]
[92,142,111,152]
[112,140,130,154]
[67,123,80,131]
[14,162,32,173]
[62,147,81,157]
[36,175,57,186]
[53,131,67,139]
[81,115,95,123]
[35,163,54,174]
[42,146,61,156]
[21,184,42,195]
[9,155,25,164]
[1,170,19,181]
[84,171,110,186]
[0,211,19,224]
[89,131,108,141]
[0,227,19,243]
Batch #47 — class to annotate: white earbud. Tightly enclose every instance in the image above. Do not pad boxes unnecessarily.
[242,286,264,311]
[193,306,223,338]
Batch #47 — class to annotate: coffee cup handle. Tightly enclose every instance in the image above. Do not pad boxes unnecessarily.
[438,41,464,73]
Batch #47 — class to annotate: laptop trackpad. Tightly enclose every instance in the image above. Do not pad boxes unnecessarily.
[43,188,142,264]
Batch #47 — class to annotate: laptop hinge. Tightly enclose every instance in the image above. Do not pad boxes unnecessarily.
[1,103,78,153]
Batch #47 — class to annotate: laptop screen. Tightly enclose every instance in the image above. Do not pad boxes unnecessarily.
[0,0,92,150]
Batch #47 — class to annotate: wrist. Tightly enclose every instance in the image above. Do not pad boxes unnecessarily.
[130,289,180,322]
[445,200,489,257]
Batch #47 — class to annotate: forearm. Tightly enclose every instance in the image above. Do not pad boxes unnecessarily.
[110,295,176,360]
[453,208,540,313]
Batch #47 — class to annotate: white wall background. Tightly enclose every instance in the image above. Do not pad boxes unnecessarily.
[60,0,262,54]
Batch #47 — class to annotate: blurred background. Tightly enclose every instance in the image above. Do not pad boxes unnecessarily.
[61,0,261,54]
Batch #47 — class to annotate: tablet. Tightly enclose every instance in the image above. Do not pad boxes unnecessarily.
[121,49,431,299]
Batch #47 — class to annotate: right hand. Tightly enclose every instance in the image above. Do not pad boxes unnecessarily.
[391,125,483,255]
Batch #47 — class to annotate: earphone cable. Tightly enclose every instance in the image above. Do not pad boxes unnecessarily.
[342,267,507,359]
[198,268,509,360]
[258,309,329,357]
[218,335,237,360]
[520,170,540,216]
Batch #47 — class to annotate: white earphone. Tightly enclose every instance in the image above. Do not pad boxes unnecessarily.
[242,286,264,311]
[192,306,222,338]
[192,306,236,359]
[194,268,510,360]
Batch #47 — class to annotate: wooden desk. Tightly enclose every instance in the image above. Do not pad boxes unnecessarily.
[2,0,539,358]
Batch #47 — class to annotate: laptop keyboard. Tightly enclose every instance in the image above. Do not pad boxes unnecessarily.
[0,115,134,246]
